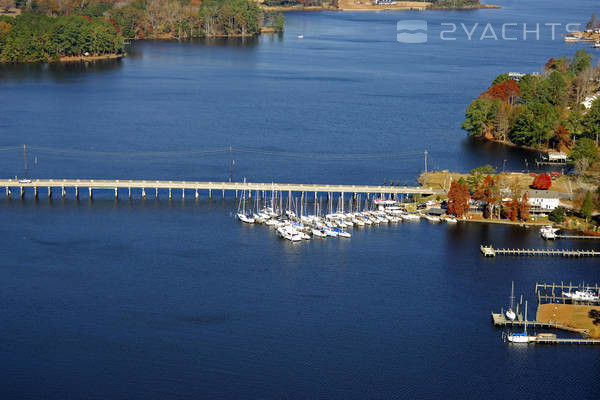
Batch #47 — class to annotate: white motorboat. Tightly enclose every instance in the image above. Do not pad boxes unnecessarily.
[423,214,440,223]
[312,229,327,238]
[444,216,458,223]
[297,34,304,39]
[562,289,599,302]
[277,225,302,242]
[540,225,559,240]
[592,41,600,49]
[401,213,420,221]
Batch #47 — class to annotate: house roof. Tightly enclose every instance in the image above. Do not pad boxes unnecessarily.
[521,189,561,199]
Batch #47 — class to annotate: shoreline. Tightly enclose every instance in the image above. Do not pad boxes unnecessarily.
[57,54,125,63]
[1,53,125,64]
[260,2,501,12]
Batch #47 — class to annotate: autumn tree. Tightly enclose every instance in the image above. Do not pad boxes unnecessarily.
[472,174,500,219]
[447,179,470,218]
[519,193,530,221]
[532,173,552,190]
[480,79,521,105]
[549,125,572,151]
[502,197,518,221]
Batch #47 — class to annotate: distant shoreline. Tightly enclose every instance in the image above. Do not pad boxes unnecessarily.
[260,2,501,12]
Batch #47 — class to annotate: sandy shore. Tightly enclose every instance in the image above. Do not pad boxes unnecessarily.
[57,54,125,63]
[337,0,430,11]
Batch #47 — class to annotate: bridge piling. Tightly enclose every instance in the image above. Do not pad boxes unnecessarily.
[48,187,51,199]
[128,187,131,200]
[75,187,79,199]
[155,188,158,199]
[195,189,198,199]
[34,186,38,198]
[20,186,24,198]
[182,189,185,199]
[168,188,172,199]
[5,187,9,197]
[209,189,212,199]
[89,187,93,199]
[141,188,146,198]
[114,188,118,200]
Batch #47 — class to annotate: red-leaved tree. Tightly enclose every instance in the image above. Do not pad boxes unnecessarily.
[532,173,552,190]
[479,80,521,105]
[448,180,471,217]
[519,193,531,221]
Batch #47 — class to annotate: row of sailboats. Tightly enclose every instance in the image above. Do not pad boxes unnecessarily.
[236,185,442,242]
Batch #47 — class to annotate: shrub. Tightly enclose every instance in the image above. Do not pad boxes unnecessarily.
[532,173,552,190]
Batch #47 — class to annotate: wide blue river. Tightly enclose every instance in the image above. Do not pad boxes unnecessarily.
[1,0,599,398]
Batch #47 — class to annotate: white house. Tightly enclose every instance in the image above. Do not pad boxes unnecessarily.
[521,189,560,212]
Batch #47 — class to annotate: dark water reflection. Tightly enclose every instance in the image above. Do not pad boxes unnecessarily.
[1,2,600,399]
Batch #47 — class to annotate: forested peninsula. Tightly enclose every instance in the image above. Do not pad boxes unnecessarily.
[462,49,600,167]
[0,0,284,63]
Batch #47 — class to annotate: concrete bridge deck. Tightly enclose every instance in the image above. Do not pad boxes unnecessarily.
[1,178,445,199]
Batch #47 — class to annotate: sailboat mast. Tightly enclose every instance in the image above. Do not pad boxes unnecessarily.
[524,300,528,335]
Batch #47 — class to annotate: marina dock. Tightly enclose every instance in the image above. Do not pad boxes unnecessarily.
[480,245,600,257]
[555,234,600,240]
[491,313,565,329]
[0,178,444,200]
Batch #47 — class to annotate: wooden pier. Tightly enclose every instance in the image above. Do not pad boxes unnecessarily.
[480,245,600,257]
[555,234,600,240]
[535,337,600,345]
[535,282,600,305]
[491,313,564,329]
[0,178,444,200]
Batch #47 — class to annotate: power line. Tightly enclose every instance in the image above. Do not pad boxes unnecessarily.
[7,145,427,161]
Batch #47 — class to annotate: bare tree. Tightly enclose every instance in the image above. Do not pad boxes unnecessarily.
[573,157,590,176]
[0,0,15,13]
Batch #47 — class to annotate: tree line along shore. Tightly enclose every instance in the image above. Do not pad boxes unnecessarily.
[462,47,600,174]
[0,0,285,63]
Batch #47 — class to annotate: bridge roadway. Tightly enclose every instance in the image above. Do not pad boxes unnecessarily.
[0,178,445,199]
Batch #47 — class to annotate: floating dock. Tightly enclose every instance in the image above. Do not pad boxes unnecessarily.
[480,245,600,257]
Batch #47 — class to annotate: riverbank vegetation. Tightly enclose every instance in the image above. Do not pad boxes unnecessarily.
[0,13,124,62]
[420,169,600,228]
[462,50,600,165]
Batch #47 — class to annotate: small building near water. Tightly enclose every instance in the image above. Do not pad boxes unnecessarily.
[521,189,561,213]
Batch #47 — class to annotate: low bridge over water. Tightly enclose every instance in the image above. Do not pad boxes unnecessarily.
[0,178,445,200]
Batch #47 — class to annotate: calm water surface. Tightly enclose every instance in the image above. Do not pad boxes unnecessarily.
[1,0,600,398]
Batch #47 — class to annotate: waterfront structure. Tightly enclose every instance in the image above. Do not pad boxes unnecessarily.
[520,189,560,212]
[0,178,443,200]
[480,245,600,257]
